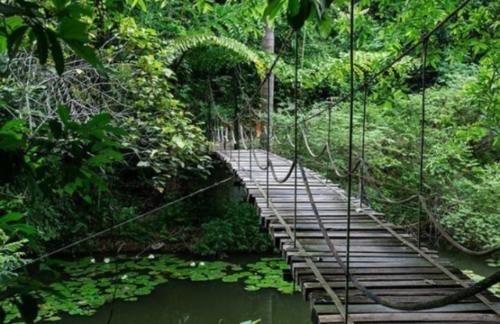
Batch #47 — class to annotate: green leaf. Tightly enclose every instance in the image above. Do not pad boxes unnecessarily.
[85,113,112,129]
[0,119,25,133]
[0,119,26,151]
[47,29,65,75]
[0,36,6,53]
[0,212,24,225]
[136,0,147,11]
[11,224,36,235]
[5,16,24,31]
[58,18,88,42]
[57,106,71,125]
[31,24,49,64]
[52,0,69,12]
[66,41,106,74]
[287,0,313,31]
[264,0,286,20]
[7,25,28,57]
[288,0,301,16]
[317,15,332,38]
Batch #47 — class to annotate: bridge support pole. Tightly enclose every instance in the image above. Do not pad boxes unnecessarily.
[418,38,429,249]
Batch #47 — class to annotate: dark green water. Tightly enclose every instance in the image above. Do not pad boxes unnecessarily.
[49,250,496,324]
[58,279,310,324]
[439,248,497,276]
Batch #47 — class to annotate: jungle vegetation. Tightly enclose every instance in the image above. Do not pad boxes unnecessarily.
[0,0,498,321]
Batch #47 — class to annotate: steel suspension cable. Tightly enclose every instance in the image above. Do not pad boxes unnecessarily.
[358,83,368,208]
[344,0,355,319]
[233,70,241,170]
[106,210,119,324]
[249,128,252,178]
[293,31,300,249]
[13,177,234,271]
[418,38,428,249]
[266,63,271,206]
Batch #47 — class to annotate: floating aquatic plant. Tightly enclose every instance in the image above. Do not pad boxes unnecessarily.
[1,255,295,323]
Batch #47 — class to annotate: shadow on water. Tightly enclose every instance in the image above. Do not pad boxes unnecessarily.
[56,279,311,324]
[439,247,498,276]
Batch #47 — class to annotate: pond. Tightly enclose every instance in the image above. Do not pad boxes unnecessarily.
[439,247,498,276]
[57,278,310,324]
[2,254,311,324]
[50,251,497,324]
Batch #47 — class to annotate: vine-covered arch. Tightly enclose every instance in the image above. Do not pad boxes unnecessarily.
[163,34,266,78]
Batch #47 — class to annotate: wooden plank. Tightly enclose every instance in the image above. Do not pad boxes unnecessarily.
[317,313,499,323]
[313,303,495,314]
[215,150,500,323]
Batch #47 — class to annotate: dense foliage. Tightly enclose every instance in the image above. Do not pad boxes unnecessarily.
[0,0,498,321]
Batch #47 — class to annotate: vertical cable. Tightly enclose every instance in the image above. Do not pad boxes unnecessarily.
[345,0,355,321]
[418,38,429,249]
[327,101,332,149]
[222,126,227,151]
[208,95,212,142]
[230,125,233,160]
[106,211,118,324]
[359,82,368,208]
[266,66,271,207]
[234,71,241,170]
[249,131,253,179]
[293,31,299,249]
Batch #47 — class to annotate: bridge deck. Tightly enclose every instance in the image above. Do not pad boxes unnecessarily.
[216,149,500,324]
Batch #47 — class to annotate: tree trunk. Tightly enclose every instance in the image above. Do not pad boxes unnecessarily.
[259,18,275,139]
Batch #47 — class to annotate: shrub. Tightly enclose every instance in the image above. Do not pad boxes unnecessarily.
[193,202,272,256]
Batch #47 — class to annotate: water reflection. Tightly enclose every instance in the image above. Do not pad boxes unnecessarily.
[58,279,310,324]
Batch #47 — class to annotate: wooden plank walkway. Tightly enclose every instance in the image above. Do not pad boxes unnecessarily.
[215,149,500,324]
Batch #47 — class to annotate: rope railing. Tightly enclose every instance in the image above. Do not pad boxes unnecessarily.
[298,162,500,313]
[207,0,499,320]
[219,113,500,258]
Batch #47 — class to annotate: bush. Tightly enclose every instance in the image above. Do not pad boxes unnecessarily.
[193,202,272,256]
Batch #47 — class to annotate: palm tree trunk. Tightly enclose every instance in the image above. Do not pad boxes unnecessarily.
[259,17,275,140]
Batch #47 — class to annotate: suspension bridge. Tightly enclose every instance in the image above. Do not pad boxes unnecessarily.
[213,147,499,324]
[205,0,500,322]
[14,0,499,322]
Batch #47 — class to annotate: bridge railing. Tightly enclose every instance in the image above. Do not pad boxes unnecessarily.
[208,0,500,320]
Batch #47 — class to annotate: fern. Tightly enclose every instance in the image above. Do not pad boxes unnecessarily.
[162,34,266,78]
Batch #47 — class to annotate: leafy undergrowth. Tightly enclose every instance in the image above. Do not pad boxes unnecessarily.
[1,255,295,323]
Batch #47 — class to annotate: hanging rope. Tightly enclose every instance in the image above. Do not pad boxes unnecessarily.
[301,127,328,159]
[293,30,300,249]
[344,0,355,318]
[358,83,368,208]
[266,60,272,206]
[233,69,241,170]
[298,163,500,313]
[417,38,429,249]
[106,211,119,324]
[419,195,500,256]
